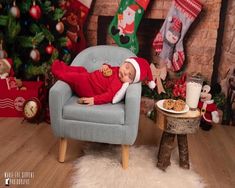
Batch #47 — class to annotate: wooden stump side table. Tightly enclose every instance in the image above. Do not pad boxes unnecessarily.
[156,106,201,171]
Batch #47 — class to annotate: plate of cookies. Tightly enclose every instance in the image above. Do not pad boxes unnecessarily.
[156,99,189,114]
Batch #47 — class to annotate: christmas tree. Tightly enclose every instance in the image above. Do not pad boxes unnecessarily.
[0,0,73,80]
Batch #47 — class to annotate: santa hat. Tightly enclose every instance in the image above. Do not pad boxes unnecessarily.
[1,58,14,77]
[169,17,182,34]
[125,57,156,89]
[128,4,140,12]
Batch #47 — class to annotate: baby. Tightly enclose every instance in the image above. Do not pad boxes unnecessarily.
[51,57,156,105]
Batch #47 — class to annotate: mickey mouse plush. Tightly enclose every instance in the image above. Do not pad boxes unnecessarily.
[198,84,220,131]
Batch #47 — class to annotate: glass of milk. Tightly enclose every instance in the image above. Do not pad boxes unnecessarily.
[186,75,203,110]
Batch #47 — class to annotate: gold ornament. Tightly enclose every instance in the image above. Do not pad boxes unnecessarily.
[56,21,64,34]
[10,1,20,18]
[30,48,40,62]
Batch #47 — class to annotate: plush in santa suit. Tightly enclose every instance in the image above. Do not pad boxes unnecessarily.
[198,85,219,131]
[0,58,14,79]
[120,22,134,35]
[118,4,139,36]
[51,57,156,105]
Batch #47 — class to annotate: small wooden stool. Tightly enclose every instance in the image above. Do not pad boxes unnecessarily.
[156,106,201,171]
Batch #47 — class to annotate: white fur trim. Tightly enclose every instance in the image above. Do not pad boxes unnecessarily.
[112,82,129,104]
[125,58,140,83]
[79,0,92,8]
[212,111,219,123]
[201,102,212,123]
[204,99,214,104]
[148,81,156,90]
[168,16,173,22]
[1,59,11,69]
[0,72,9,79]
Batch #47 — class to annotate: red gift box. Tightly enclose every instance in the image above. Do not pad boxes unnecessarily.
[0,79,44,117]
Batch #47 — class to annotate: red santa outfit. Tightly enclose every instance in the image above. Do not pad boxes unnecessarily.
[118,4,139,35]
[198,100,219,124]
[0,58,14,79]
[119,23,134,35]
[51,57,156,105]
[51,60,122,104]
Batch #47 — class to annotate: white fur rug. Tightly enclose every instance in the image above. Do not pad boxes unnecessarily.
[71,144,206,188]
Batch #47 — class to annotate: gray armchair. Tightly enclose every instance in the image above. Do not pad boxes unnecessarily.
[49,45,142,169]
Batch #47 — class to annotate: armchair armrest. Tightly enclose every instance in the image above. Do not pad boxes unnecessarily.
[49,80,73,136]
[125,83,142,126]
[124,83,142,144]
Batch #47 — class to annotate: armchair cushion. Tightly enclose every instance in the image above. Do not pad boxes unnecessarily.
[63,96,125,125]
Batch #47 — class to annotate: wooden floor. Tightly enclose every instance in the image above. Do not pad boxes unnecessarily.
[0,116,235,188]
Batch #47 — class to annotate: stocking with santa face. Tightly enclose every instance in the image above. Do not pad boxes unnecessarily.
[152,0,202,71]
[108,0,150,54]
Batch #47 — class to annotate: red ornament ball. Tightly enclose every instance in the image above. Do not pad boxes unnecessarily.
[45,44,54,54]
[29,5,41,20]
[56,21,64,34]
[30,49,40,62]
[10,6,20,18]
[66,37,73,49]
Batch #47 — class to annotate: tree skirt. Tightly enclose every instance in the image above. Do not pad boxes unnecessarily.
[71,144,206,188]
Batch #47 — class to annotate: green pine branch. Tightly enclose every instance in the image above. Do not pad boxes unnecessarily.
[40,25,54,42]
[17,36,34,48]
[12,56,23,75]
[34,32,45,44]
[0,0,73,80]
[0,15,8,26]
[40,0,65,20]
[40,0,52,14]
[7,15,21,40]
[0,15,21,41]
[17,32,44,48]
[26,63,47,77]
[57,37,67,46]
[19,0,32,13]
[52,8,65,21]
[29,23,54,42]
[29,23,41,34]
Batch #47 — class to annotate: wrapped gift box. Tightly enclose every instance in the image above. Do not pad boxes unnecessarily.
[0,79,44,117]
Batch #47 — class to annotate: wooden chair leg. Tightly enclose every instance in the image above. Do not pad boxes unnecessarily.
[58,138,67,163]
[121,145,129,169]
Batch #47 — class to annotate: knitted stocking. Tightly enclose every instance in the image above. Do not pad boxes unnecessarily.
[153,0,202,71]
[61,0,92,53]
[109,0,150,54]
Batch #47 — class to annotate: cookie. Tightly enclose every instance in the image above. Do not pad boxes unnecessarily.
[173,99,186,111]
[103,68,113,77]
[163,99,175,110]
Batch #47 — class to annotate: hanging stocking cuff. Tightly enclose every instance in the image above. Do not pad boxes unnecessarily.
[173,51,185,71]
[153,33,163,53]
[73,0,91,23]
[174,0,203,20]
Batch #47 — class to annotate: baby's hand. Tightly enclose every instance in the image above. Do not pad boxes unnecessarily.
[100,64,109,72]
[79,97,94,105]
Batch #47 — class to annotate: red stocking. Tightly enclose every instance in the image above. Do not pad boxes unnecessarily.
[61,0,93,53]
